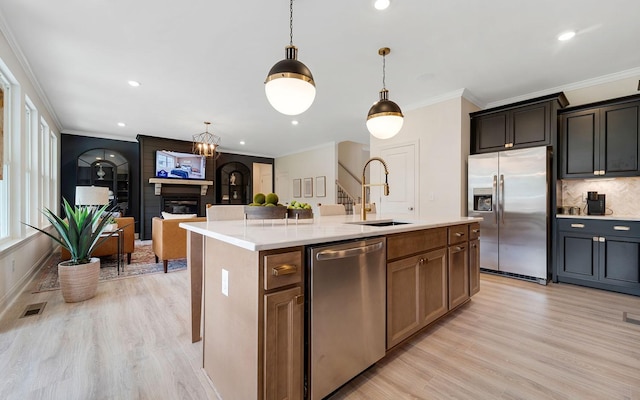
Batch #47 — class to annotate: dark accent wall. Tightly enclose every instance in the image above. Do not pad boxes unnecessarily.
[60,134,140,227]
[138,135,274,240]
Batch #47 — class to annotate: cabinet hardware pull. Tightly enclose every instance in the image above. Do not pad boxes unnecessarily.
[295,295,304,305]
[504,143,509,148]
[599,237,606,242]
[471,243,477,248]
[600,170,606,175]
[455,232,465,237]
[272,264,297,276]
[592,237,598,241]
[571,223,585,228]
[452,246,465,253]
[614,226,631,231]
[472,229,480,233]
[419,258,426,265]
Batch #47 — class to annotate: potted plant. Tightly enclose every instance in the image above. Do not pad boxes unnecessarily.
[25,198,114,302]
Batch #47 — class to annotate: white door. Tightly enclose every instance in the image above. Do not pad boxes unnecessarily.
[378,142,417,215]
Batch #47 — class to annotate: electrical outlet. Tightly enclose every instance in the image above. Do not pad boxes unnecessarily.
[221,268,229,296]
[582,192,587,202]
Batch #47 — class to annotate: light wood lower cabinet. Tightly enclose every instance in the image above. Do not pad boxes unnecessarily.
[469,238,480,296]
[387,248,447,349]
[448,243,470,309]
[263,287,303,400]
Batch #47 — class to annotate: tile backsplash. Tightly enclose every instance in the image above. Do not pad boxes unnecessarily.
[560,177,640,217]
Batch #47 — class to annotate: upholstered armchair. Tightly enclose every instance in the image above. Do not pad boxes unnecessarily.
[152,216,207,273]
[61,216,136,263]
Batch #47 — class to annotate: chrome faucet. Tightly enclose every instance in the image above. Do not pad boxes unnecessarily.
[361,157,390,221]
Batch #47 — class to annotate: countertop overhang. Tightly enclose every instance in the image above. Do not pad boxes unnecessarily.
[180,214,481,251]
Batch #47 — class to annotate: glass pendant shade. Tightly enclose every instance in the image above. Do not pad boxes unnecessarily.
[367,89,404,139]
[265,46,316,115]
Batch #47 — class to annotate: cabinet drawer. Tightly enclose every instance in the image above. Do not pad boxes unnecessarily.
[263,250,302,291]
[469,223,481,240]
[557,218,640,238]
[448,225,469,245]
[387,228,447,260]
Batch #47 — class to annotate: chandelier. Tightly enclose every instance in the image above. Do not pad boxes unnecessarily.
[192,121,221,158]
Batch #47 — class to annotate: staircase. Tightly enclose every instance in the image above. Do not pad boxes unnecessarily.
[336,183,356,215]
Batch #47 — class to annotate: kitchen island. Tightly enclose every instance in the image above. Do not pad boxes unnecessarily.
[181,214,480,400]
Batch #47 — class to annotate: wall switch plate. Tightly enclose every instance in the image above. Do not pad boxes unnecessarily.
[221,269,229,296]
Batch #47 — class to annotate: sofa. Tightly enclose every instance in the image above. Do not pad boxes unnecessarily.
[61,217,136,263]
[152,216,206,273]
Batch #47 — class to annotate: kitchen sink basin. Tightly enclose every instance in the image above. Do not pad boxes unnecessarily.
[347,220,412,227]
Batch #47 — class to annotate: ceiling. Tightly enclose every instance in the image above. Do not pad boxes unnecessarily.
[0,0,639,157]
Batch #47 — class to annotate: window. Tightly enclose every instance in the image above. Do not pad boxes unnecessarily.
[24,97,36,225]
[0,73,10,240]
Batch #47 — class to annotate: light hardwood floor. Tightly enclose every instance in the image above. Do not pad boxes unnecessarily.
[1,270,639,399]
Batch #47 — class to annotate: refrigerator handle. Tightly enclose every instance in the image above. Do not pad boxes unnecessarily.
[499,174,505,225]
[492,174,498,225]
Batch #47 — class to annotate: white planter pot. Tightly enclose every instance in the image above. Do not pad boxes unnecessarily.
[58,257,100,303]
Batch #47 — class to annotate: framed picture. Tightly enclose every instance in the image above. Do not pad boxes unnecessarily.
[293,178,301,198]
[315,176,326,197]
[303,177,313,198]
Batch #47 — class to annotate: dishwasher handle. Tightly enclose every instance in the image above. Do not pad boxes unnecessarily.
[315,241,384,261]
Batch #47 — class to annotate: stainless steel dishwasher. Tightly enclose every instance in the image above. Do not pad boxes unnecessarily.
[307,237,386,400]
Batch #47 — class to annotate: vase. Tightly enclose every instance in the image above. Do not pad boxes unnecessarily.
[58,257,100,303]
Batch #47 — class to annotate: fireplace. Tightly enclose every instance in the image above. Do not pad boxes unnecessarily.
[162,197,200,215]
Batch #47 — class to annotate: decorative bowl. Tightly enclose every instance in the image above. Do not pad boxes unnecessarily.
[287,208,313,220]
[243,205,288,220]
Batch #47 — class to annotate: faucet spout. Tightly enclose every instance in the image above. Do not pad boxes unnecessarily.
[361,157,390,221]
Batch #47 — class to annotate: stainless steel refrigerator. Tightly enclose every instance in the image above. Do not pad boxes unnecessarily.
[467,146,549,283]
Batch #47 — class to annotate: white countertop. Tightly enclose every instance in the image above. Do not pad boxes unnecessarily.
[556,214,640,222]
[180,214,480,251]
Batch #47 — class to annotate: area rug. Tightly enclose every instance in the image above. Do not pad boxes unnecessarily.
[33,243,187,293]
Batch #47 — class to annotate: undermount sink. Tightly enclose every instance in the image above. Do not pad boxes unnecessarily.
[347,220,412,227]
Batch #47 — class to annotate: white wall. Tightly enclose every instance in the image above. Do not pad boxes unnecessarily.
[275,143,337,214]
[371,95,479,220]
[0,28,59,316]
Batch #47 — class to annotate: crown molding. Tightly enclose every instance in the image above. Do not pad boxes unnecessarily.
[0,13,63,132]
[485,67,640,109]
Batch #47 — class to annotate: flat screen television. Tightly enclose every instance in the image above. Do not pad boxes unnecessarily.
[155,150,206,180]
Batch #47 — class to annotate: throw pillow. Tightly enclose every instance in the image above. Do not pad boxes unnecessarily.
[161,212,197,219]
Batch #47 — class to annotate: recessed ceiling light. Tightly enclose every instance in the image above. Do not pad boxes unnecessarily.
[127,80,141,87]
[239,141,246,145]
[291,120,299,125]
[117,122,126,127]
[557,31,576,41]
[374,0,390,10]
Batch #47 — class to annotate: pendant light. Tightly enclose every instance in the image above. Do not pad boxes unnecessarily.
[366,47,404,139]
[192,121,221,159]
[265,0,316,116]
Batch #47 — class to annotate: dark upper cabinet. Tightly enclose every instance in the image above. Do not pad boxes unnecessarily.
[471,92,568,154]
[560,96,640,178]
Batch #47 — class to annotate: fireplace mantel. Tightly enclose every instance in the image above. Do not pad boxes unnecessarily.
[149,178,213,196]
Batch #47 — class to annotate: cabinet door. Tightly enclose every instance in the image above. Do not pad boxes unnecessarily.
[387,255,421,349]
[263,287,303,400]
[474,113,509,153]
[511,102,550,148]
[469,239,480,296]
[562,109,599,178]
[418,248,448,327]
[599,236,640,288]
[600,102,640,177]
[448,243,470,309]
[557,231,598,280]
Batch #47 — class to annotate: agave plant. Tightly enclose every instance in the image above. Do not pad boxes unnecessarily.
[25,198,114,265]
